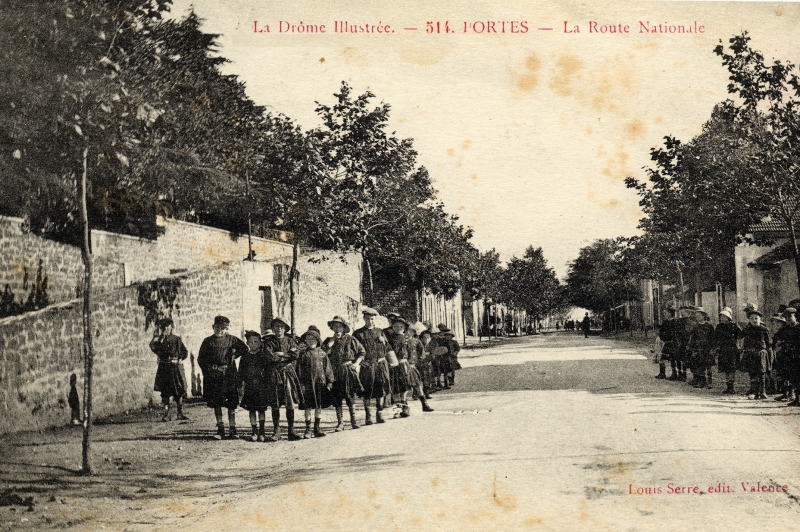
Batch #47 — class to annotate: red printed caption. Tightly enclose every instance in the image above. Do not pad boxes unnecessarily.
[251,19,705,36]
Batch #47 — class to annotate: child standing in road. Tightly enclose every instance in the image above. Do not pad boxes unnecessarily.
[714,307,741,395]
[740,305,771,399]
[239,331,271,442]
[297,327,334,438]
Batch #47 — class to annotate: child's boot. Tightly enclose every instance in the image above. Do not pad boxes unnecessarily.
[258,420,266,442]
[176,401,189,421]
[303,419,312,439]
[267,410,281,442]
[334,406,344,432]
[228,411,238,439]
[376,408,386,424]
[757,375,768,399]
[250,425,258,442]
[420,396,434,412]
[161,404,170,422]
[364,405,373,426]
[314,418,326,437]
[286,409,301,441]
[400,404,410,418]
[348,404,360,429]
[214,422,225,440]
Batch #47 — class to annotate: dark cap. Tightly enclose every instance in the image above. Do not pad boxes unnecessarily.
[157,317,174,328]
[214,315,230,327]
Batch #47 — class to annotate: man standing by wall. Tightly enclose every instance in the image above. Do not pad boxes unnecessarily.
[197,316,248,440]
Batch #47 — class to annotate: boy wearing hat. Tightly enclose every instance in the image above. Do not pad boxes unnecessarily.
[713,307,741,394]
[198,316,249,439]
[239,331,271,441]
[673,306,697,382]
[323,316,365,431]
[262,316,304,441]
[656,306,678,379]
[149,318,190,422]
[353,307,394,424]
[740,305,772,399]
[297,327,335,438]
[436,324,462,388]
[406,322,434,412]
[383,312,401,337]
[387,317,413,417]
[687,308,715,388]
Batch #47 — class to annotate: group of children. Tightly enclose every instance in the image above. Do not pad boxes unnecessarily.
[656,301,800,402]
[153,308,462,441]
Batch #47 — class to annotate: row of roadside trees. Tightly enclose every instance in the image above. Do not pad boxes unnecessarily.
[0,0,569,472]
[566,33,800,320]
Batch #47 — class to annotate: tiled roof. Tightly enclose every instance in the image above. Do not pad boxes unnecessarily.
[749,200,800,234]
[749,216,792,233]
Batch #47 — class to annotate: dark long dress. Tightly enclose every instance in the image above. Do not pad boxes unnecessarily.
[406,337,423,388]
[198,333,248,409]
[658,318,678,361]
[239,348,271,411]
[353,326,392,399]
[263,335,304,408]
[714,321,741,373]
[324,334,365,402]
[417,339,437,391]
[674,317,696,364]
[780,325,800,386]
[297,347,335,410]
[435,334,462,373]
[150,334,189,399]
[740,324,771,374]
[688,322,716,367]
[387,331,412,396]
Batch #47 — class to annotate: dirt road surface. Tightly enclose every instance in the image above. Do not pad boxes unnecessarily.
[3,332,800,531]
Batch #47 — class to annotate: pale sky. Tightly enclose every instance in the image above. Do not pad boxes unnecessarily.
[170,0,800,277]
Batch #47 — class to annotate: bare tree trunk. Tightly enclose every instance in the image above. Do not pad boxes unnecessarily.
[676,261,686,307]
[364,256,374,307]
[289,238,299,333]
[79,147,94,475]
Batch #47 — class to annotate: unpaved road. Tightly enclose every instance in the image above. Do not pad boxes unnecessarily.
[3,332,800,531]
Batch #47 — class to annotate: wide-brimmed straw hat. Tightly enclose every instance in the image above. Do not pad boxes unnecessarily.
[271,316,291,331]
[327,316,350,333]
[361,307,379,317]
[410,321,427,336]
[718,307,733,321]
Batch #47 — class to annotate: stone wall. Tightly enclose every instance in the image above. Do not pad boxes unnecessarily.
[373,286,420,322]
[0,255,362,434]
[299,250,362,303]
[0,216,126,314]
[155,217,293,273]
